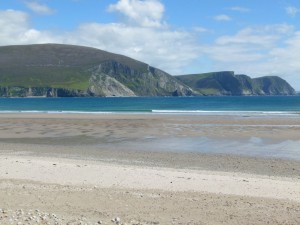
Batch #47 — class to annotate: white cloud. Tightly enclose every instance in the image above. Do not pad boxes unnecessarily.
[25,1,55,15]
[267,31,300,74]
[215,24,294,47]
[108,0,165,28]
[66,23,199,74]
[206,45,264,63]
[0,10,28,36]
[286,6,299,17]
[0,10,59,45]
[213,14,232,21]
[193,27,208,33]
[228,6,250,12]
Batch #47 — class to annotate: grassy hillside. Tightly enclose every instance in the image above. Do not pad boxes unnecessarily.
[0,67,90,90]
[0,44,192,97]
[175,72,296,96]
[0,44,148,70]
[176,71,239,95]
[0,44,147,90]
[252,76,295,95]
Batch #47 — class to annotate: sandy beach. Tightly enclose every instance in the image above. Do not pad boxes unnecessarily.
[0,113,300,224]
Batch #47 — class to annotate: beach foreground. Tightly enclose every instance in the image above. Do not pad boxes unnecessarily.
[0,114,300,224]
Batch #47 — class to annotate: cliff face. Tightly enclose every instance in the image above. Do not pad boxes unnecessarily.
[87,61,192,96]
[175,72,296,96]
[0,87,90,97]
[251,76,296,95]
[0,44,296,97]
[0,44,193,97]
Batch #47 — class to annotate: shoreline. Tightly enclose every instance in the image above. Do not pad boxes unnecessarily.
[0,110,299,117]
[1,113,300,224]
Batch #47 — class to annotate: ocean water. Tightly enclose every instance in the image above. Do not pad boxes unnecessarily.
[0,96,299,115]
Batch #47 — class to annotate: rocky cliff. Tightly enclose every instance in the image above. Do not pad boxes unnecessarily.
[175,71,296,96]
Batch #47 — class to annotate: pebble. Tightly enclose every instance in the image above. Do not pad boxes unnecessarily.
[0,209,101,225]
[0,209,150,225]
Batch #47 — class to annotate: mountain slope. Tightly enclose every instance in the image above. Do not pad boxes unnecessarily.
[0,44,296,97]
[0,44,193,97]
[251,76,296,95]
[175,71,296,96]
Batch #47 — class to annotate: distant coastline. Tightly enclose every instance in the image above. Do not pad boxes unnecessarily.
[0,44,296,97]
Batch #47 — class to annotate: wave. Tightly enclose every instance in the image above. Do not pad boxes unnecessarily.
[0,109,299,116]
[0,110,115,114]
[151,110,300,116]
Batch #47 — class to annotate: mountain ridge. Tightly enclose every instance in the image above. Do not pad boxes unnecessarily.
[0,44,192,97]
[0,44,296,97]
[175,71,296,96]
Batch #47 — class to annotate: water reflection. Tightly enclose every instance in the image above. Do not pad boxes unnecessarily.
[104,136,300,161]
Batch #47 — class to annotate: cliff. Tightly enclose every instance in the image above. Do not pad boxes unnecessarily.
[175,71,296,96]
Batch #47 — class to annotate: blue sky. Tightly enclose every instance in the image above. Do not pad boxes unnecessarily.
[1,0,300,89]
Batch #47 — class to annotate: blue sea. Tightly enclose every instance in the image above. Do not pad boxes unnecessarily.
[0,96,299,115]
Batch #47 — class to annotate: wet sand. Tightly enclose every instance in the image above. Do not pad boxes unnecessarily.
[0,113,300,224]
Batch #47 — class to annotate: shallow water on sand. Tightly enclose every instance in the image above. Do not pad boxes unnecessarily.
[0,113,299,161]
[97,136,300,161]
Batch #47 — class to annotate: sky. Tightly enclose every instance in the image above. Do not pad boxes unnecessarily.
[1,0,300,90]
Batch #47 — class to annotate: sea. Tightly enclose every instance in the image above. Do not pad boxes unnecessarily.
[0,96,300,160]
[0,96,299,115]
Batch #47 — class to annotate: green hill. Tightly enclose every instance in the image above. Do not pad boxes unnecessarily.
[0,44,296,97]
[0,44,192,97]
[175,71,296,96]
